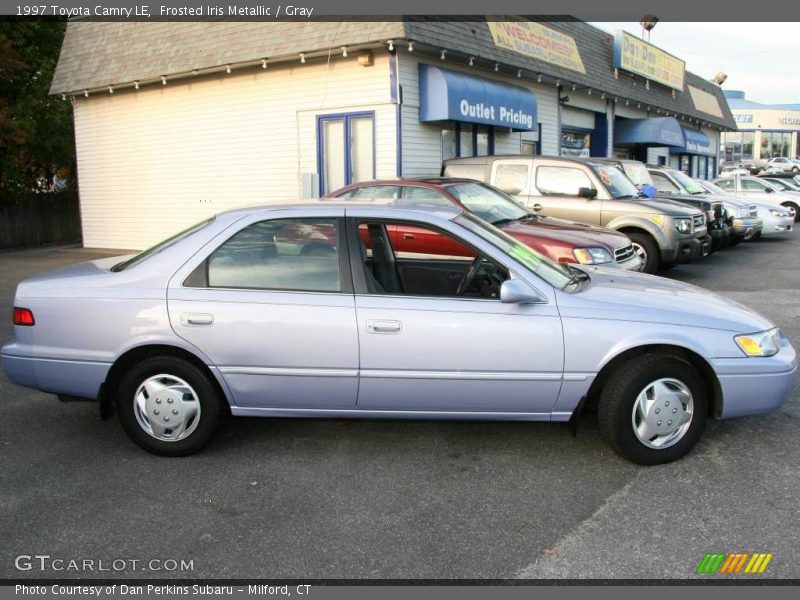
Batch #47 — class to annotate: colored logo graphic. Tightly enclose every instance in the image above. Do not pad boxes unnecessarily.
[696,552,774,574]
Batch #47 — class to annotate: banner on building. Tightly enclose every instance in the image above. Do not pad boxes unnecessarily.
[613,30,685,91]
[488,18,586,74]
[561,130,591,157]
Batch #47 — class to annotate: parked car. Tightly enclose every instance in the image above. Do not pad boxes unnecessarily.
[762,177,800,193]
[766,157,800,174]
[2,200,796,464]
[713,175,800,222]
[644,165,729,252]
[692,179,763,245]
[443,156,707,274]
[328,178,642,271]
[719,165,751,177]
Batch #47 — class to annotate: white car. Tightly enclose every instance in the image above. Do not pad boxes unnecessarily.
[767,157,800,174]
[712,176,800,222]
[750,201,794,237]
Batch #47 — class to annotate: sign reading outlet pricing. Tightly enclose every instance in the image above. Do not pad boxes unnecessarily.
[419,64,538,131]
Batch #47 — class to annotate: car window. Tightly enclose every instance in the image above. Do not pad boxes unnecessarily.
[398,186,453,208]
[715,179,735,191]
[339,185,399,199]
[494,163,530,195]
[354,219,509,299]
[649,171,680,193]
[112,218,215,272]
[202,218,341,292]
[535,166,596,196]
[620,162,653,187]
[741,179,768,192]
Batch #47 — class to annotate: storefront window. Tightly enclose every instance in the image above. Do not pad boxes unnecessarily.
[680,155,690,174]
[460,124,474,158]
[476,130,490,156]
[760,131,792,159]
[560,129,591,157]
[722,131,754,162]
[318,112,375,195]
[521,141,537,155]
[442,128,457,161]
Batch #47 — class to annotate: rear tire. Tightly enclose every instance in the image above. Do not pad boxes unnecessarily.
[598,352,708,465]
[116,356,224,456]
[780,202,799,223]
[627,232,660,274]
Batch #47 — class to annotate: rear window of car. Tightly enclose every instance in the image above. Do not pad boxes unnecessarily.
[111,218,215,272]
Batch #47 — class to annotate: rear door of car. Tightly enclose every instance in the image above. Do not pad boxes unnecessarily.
[529,160,603,225]
[166,207,360,411]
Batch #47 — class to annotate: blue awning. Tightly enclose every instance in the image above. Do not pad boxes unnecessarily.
[676,128,711,155]
[419,64,537,132]
[614,117,685,147]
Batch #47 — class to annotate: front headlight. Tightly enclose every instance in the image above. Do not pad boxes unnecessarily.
[734,328,781,357]
[738,207,748,217]
[573,247,614,265]
[675,218,692,233]
[769,208,788,217]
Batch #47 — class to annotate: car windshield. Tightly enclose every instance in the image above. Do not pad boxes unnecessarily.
[111,218,215,271]
[669,169,705,194]
[770,178,800,191]
[445,182,532,224]
[589,164,639,199]
[696,180,726,195]
[620,162,653,187]
[454,212,573,290]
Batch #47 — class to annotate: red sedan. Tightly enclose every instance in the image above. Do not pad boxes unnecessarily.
[328,178,643,270]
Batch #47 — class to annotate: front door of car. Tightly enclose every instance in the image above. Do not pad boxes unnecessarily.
[167,211,360,411]
[347,216,564,415]
[530,163,603,225]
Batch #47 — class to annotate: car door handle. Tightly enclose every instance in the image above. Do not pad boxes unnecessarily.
[402,233,416,240]
[366,319,402,334]
[181,313,214,326]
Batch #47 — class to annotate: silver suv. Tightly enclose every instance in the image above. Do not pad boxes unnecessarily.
[443,156,707,274]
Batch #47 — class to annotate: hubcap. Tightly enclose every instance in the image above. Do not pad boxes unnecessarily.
[133,374,201,442]
[631,242,648,271]
[631,378,694,449]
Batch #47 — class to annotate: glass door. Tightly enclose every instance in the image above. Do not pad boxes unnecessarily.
[318,112,375,195]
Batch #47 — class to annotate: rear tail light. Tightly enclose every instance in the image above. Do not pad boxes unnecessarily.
[13,307,35,326]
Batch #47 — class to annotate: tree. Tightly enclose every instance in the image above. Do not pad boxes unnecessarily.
[0,20,74,192]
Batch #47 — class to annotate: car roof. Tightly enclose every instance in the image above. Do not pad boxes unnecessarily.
[212,198,463,220]
[444,154,611,167]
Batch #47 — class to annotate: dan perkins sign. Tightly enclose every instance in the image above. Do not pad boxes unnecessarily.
[487,18,586,74]
[613,30,685,91]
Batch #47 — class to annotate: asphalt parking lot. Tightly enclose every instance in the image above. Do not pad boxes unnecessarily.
[1,236,799,580]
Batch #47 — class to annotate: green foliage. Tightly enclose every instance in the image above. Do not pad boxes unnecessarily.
[0,20,74,192]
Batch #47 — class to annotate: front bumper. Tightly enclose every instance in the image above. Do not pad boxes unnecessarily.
[730,217,763,239]
[661,235,704,266]
[760,214,794,237]
[711,337,797,419]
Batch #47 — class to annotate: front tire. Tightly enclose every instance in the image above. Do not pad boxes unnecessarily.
[116,356,224,456]
[627,232,660,274]
[780,202,799,223]
[598,352,708,465]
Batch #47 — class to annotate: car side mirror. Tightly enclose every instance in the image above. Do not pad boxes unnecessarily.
[765,187,774,193]
[500,279,545,304]
[577,187,598,199]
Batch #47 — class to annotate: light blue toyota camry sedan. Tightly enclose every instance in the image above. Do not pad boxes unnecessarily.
[1,200,796,464]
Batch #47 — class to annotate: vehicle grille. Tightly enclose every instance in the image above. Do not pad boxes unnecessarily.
[615,244,636,263]
[693,214,706,230]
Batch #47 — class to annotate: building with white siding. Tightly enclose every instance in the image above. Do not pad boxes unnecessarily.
[50,19,736,249]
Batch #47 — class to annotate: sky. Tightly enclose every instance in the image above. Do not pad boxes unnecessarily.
[591,22,800,105]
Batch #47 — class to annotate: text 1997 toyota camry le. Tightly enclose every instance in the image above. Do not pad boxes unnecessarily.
[1,201,796,464]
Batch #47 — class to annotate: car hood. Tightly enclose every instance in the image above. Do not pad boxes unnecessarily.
[632,197,703,216]
[557,267,774,334]
[497,217,630,250]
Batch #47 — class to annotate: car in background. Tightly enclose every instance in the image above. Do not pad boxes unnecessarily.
[767,157,800,174]
[719,165,751,177]
[328,178,643,271]
[639,165,729,252]
[696,179,792,238]
[762,177,800,193]
[713,175,800,222]
[443,156,707,274]
[2,200,797,464]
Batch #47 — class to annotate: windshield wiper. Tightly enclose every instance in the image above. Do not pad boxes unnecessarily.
[616,194,639,199]
[492,214,536,226]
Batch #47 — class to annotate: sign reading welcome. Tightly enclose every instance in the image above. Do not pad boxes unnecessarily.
[613,30,685,91]
[487,18,586,74]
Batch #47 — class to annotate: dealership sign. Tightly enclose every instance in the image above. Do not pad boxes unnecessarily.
[613,30,685,91]
[488,18,586,74]
[734,114,754,123]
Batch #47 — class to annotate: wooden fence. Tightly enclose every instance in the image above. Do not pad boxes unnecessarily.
[0,191,81,249]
